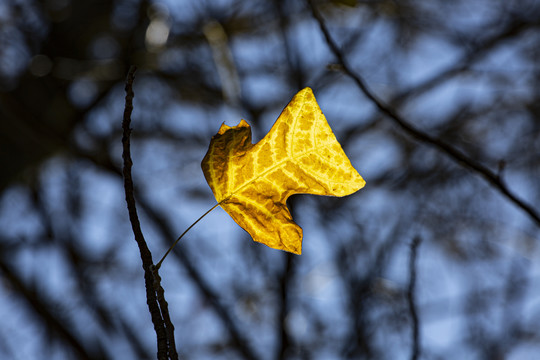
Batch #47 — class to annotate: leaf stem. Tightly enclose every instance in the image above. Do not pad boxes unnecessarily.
[155,202,220,269]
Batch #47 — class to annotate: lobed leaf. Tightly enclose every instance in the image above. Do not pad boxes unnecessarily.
[201,88,365,254]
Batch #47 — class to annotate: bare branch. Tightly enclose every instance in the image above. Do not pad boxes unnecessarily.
[407,237,422,360]
[276,253,294,359]
[307,0,540,227]
[121,65,176,360]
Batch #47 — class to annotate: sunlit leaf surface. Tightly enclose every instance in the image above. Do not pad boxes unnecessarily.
[201,88,365,254]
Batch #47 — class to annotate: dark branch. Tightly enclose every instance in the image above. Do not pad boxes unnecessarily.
[407,237,422,360]
[121,65,175,360]
[153,267,179,360]
[276,253,294,359]
[307,0,540,228]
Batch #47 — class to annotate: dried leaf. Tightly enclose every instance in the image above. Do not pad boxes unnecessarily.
[201,88,365,254]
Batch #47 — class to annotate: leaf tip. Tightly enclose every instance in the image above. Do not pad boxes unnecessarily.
[297,87,315,99]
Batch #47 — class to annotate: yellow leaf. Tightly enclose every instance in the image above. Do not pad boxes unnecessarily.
[201,87,365,254]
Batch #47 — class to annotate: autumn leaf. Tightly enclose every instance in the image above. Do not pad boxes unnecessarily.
[201,87,365,254]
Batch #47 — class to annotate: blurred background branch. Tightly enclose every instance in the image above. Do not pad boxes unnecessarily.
[308,0,540,227]
[407,237,421,360]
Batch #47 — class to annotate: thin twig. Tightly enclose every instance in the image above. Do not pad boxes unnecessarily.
[138,197,260,360]
[307,0,540,228]
[155,202,219,270]
[122,65,175,360]
[407,237,422,360]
